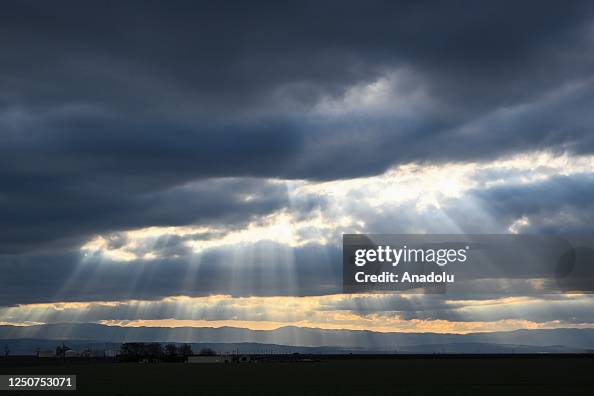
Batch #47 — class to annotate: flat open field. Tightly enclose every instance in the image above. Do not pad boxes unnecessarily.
[1,356,593,395]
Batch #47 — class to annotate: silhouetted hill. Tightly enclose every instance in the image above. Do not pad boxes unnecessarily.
[1,323,593,353]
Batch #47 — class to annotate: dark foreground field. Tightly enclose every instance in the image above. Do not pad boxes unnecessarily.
[1,356,593,395]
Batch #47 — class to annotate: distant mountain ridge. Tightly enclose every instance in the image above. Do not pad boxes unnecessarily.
[1,323,593,352]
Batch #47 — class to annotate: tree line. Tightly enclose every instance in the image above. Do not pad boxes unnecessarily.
[119,343,216,361]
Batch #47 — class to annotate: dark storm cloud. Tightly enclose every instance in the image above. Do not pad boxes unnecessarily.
[0,176,289,253]
[0,242,341,306]
[472,174,594,233]
[3,0,593,111]
[3,0,594,175]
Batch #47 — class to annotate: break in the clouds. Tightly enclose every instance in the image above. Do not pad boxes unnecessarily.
[2,151,594,306]
[2,1,594,332]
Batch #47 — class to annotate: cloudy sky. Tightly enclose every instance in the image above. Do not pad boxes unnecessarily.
[2,0,594,334]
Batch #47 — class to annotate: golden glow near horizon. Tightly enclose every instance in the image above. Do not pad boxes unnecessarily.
[3,294,594,334]
[96,318,591,334]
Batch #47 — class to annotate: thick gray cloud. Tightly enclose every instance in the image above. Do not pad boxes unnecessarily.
[471,174,594,233]
[3,1,593,113]
[0,177,290,253]
[0,242,341,305]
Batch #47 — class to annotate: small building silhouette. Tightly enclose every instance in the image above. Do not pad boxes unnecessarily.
[186,355,229,363]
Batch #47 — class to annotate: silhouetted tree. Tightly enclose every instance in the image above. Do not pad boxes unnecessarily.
[146,343,163,358]
[199,347,216,356]
[56,343,70,358]
[179,344,193,357]
[165,344,178,357]
[120,342,164,361]
[120,342,144,358]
